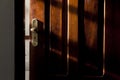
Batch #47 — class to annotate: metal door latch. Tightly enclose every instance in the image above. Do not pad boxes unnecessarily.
[30,18,38,47]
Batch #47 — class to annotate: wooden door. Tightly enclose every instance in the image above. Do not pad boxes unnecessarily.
[29,0,104,80]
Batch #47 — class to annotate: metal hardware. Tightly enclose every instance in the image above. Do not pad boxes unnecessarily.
[31,18,38,46]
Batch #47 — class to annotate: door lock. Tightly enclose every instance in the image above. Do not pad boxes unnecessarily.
[30,18,39,47]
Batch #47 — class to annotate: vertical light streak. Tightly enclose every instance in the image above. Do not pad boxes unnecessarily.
[67,0,70,75]
[103,0,106,76]
[25,0,30,80]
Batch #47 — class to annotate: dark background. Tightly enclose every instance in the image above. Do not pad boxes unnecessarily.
[0,0,14,80]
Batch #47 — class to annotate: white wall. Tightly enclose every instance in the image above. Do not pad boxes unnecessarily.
[0,0,14,80]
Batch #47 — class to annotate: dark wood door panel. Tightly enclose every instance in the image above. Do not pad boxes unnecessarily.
[29,0,104,80]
